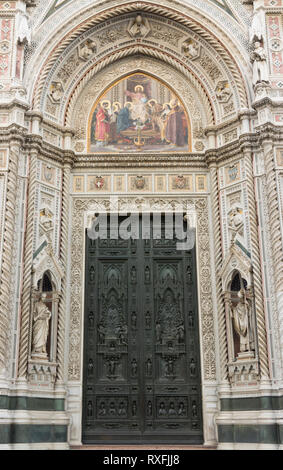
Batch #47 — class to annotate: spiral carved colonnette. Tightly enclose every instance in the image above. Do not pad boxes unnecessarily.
[0,146,19,372]
[210,166,229,381]
[264,149,283,369]
[265,150,283,295]
[17,152,37,378]
[244,151,269,379]
[56,162,72,382]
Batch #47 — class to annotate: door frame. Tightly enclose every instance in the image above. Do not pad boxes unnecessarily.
[81,212,203,444]
[66,197,218,447]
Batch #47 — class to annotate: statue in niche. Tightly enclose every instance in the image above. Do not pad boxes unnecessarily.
[131,311,137,329]
[147,401,152,417]
[88,358,94,376]
[251,41,269,86]
[118,402,127,416]
[98,324,106,344]
[230,289,255,354]
[168,402,177,416]
[118,324,128,345]
[156,321,162,344]
[158,402,167,417]
[88,312,94,328]
[192,401,198,418]
[146,358,152,376]
[178,402,186,416]
[132,401,137,416]
[145,311,151,328]
[188,311,194,328]
[186,266,192,284]
[98,402,107,416]
[107,357,117,376]
[145,266,150,283]
[87,401,93,417]
[250,2,265,43]
[190,358,196,376]
[131,267,137,284]
[89,266,95,282]
[32,294,51,357]
[17,13,31,44]
[131,358,138,376]
[109,402,116,416]
[177,324,185,343]
[165,356,175,376]
[127,15,150,38]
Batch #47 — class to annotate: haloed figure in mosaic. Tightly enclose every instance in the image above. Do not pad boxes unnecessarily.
[89,73,190,153]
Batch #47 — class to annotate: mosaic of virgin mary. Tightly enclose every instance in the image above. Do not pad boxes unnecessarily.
[88,74,190,153]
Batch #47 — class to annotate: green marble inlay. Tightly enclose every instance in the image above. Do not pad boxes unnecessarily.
[235,240,251,259]
[221,396,283,412]
[33,240,47,260]
[0,425,67,444]
[218,424,282,444]
[211,1,235,17]
[0,395,65,411]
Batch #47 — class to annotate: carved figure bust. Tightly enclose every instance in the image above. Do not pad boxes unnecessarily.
[128,15,150,38]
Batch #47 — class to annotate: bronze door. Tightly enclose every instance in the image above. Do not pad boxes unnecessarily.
[82,215,203,444]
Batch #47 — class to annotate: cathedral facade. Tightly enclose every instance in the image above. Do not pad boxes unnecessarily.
[0,0,283,450]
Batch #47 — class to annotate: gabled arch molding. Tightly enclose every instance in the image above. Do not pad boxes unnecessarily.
[26,2,250,117]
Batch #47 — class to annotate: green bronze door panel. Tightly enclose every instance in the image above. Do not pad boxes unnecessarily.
[82,216,203,444]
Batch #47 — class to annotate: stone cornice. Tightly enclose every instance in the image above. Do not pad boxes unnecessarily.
[1,125,282,167]
[204,109,256,134]
[255,123,283,144]
[25,111,75,136]
[23,134,64,162]
[0,124,27,144]
[0,100,30,112]
[73,153,207,170]
[252,97,283,110]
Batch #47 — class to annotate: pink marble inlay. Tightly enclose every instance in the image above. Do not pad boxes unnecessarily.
[272,51,283,74]
[268,16,281,38]
[1,19,11,41]
[265,0,282,6]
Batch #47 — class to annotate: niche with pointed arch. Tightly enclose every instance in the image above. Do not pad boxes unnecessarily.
[88,73,191,153]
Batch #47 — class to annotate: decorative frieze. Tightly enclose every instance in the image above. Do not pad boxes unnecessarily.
[71,172,209,195]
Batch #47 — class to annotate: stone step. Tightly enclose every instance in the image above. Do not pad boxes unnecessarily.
[71,445,216,450]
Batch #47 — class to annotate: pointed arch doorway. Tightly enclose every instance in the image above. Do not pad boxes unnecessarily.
[82,214,203,444]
